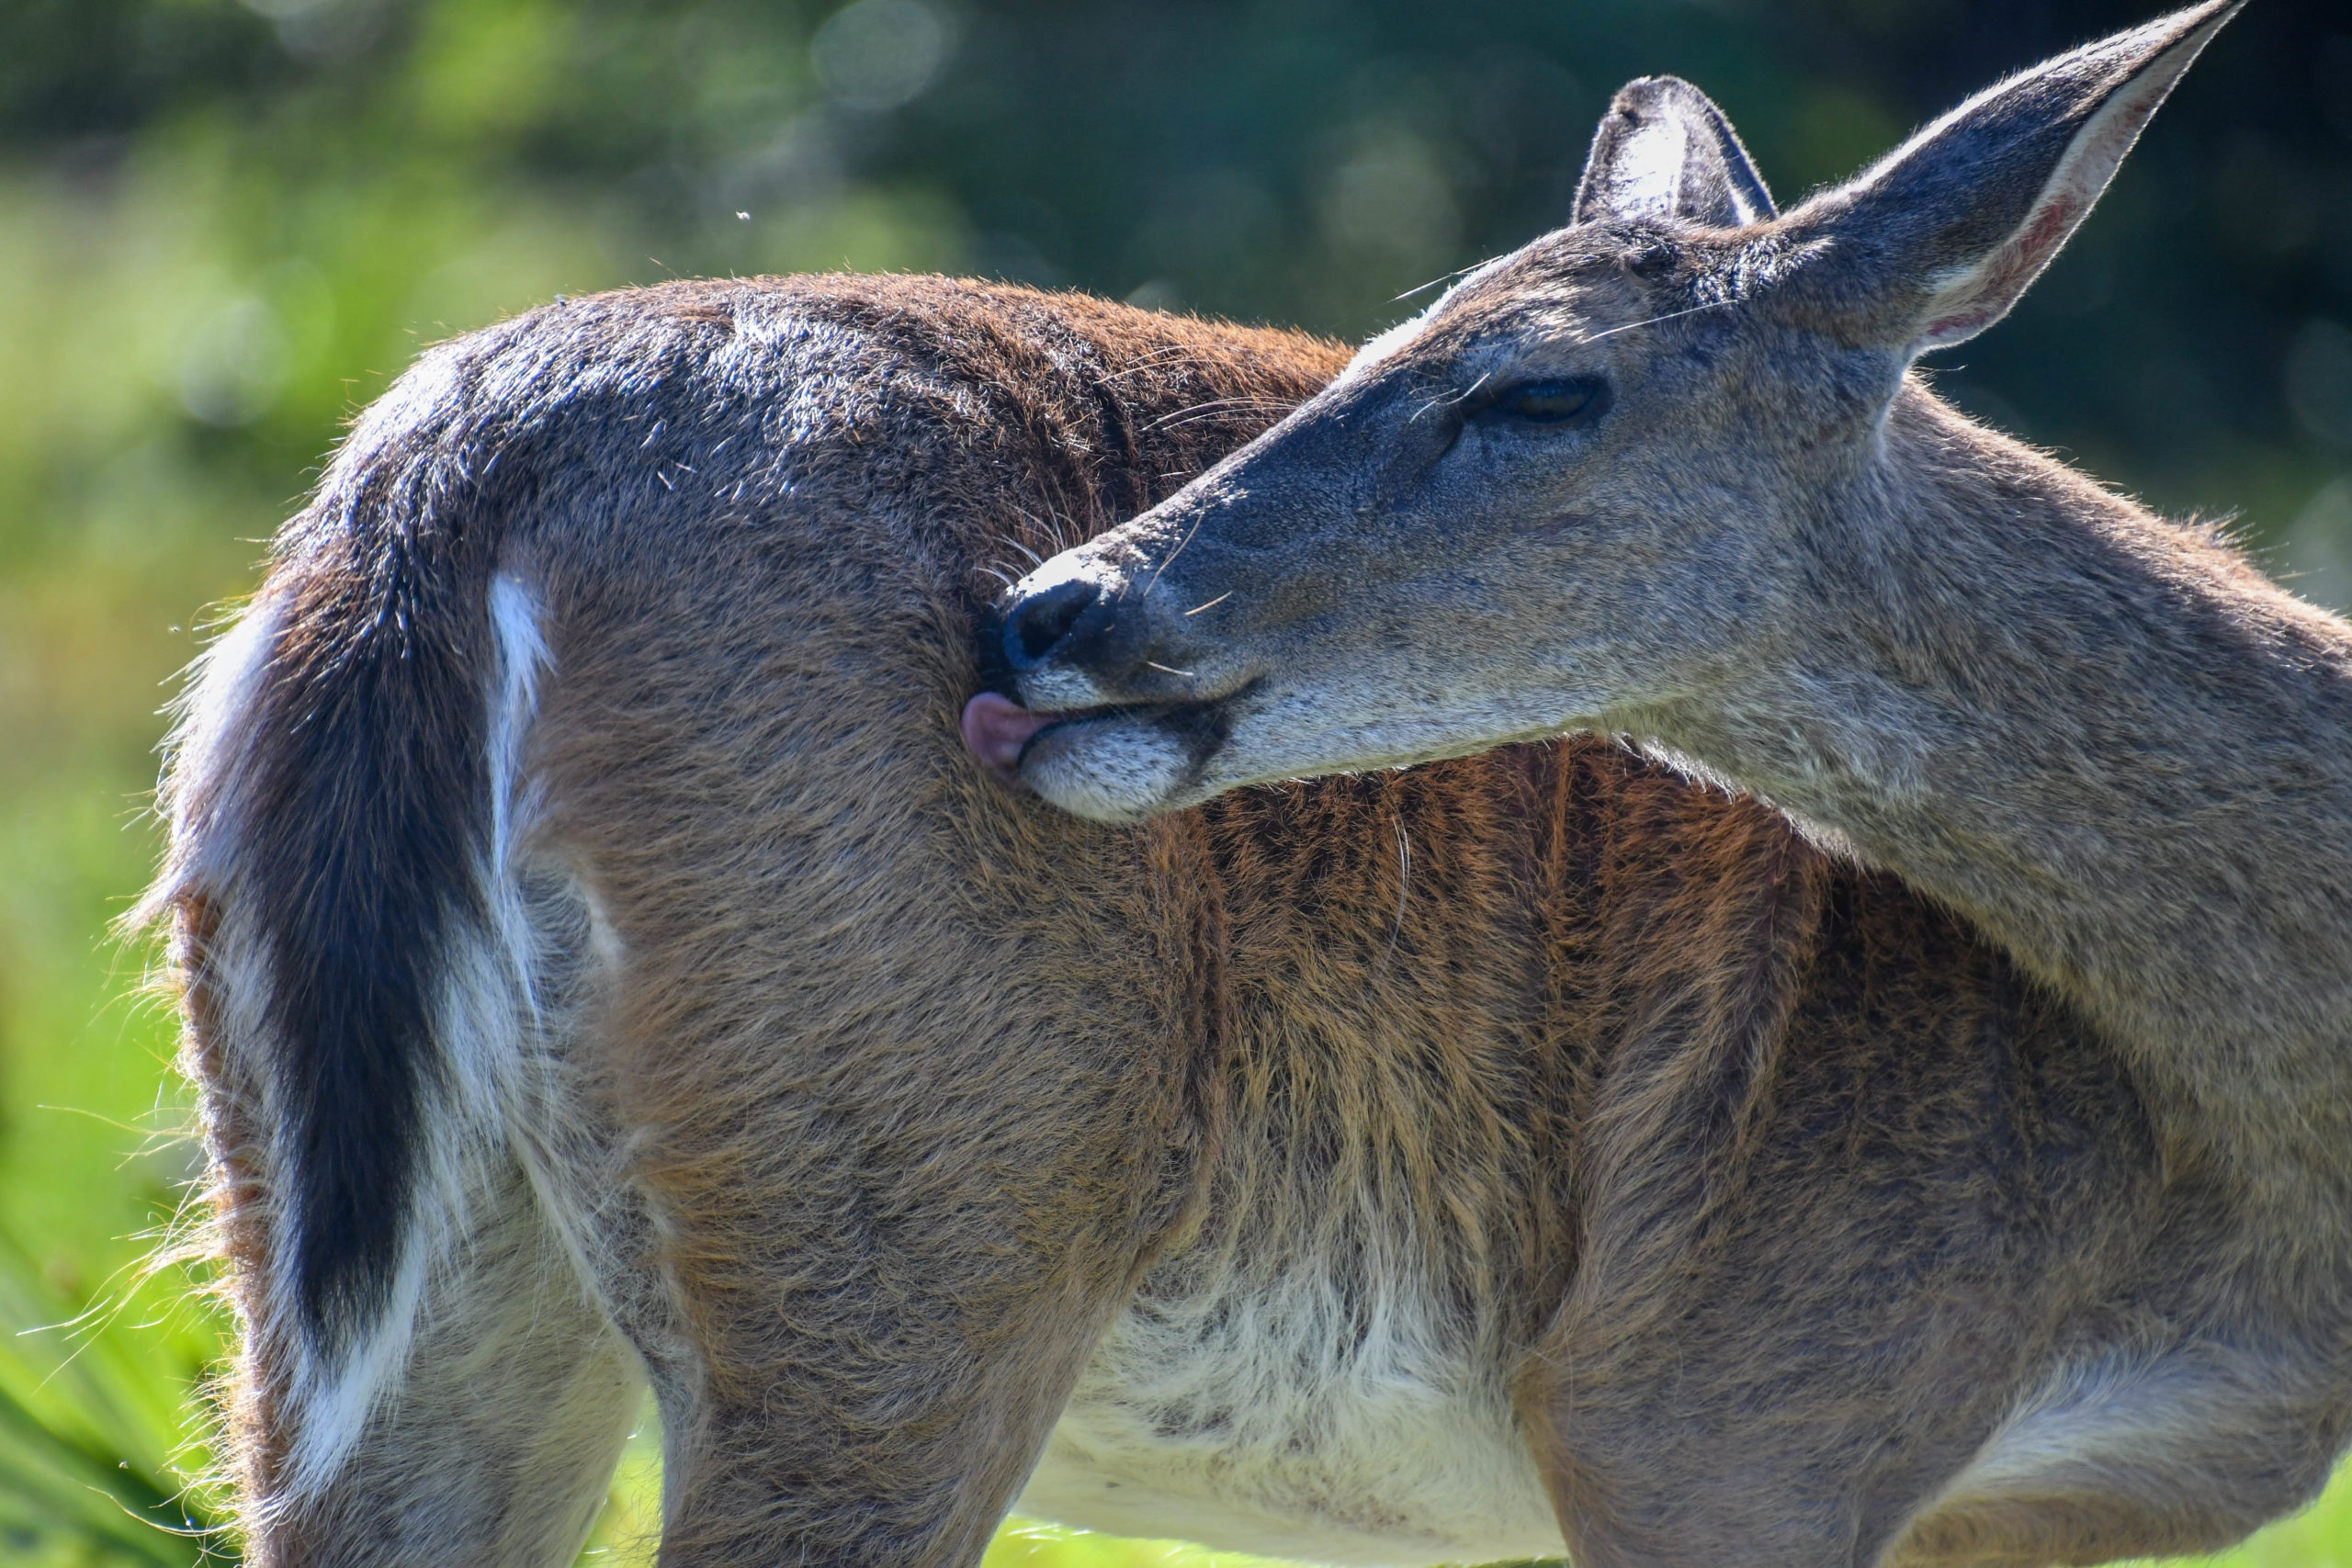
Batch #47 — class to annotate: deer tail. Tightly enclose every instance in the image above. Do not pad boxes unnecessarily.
[137,341,550,1500]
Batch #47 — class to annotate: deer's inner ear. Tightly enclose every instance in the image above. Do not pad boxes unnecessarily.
[1774,1,2242,358]
[1574,75,1776,230]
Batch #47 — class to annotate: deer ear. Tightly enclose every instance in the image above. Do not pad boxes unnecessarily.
[1574,76,1777,229]
[1785,0,2243,356]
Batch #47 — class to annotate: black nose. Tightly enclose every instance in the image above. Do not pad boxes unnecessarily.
[1004,578,1101,670]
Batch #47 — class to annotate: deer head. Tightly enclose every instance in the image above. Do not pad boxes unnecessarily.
[969,2,2244,824]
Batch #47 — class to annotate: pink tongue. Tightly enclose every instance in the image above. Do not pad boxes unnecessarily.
[961,692,1053,783]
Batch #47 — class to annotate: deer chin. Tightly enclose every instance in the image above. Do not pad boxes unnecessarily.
[1020,708,1200,822]
[960,690,1239,823]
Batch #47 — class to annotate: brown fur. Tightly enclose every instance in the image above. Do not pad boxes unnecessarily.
[985,6,2352,1565]
[147,261,2344,1567]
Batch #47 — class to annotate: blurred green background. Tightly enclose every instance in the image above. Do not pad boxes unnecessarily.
[1,0,2349,1562]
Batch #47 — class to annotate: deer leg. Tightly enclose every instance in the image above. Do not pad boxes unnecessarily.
[629,1094,1170,1568]
[1520,1290,2024,1568]
[1894,1336,2350,1568]
[1513,1200,2348,1568]
[239,1153,646,1567]
[582,979,1198,1568]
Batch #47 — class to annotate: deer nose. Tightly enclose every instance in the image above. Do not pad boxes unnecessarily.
[1003,578,1102,671]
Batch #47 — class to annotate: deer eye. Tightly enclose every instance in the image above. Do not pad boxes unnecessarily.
[1482,378,1610,427]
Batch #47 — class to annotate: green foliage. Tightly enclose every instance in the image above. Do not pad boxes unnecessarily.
[0,1232,230,1566]
[0,1,2348,1562]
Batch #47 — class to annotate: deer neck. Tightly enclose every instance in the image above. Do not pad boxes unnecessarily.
[1655,387,2352,1199]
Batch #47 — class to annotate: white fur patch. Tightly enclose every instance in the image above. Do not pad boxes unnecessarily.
[1932,1348,2245,1506]
[488,576,552,882]
[138,597,283,921]
[1020,1257,1566,1565]
[1603,117,1695,222]
[481,572,554,1086]
[277,1246,432,1501]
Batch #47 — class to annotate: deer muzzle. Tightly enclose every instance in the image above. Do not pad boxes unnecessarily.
[966,550,1251,818]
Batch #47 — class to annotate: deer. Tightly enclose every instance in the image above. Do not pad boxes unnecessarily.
[141,2,2348,1563]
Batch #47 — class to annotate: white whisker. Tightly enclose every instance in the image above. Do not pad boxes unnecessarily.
[1146,397,1294,434]
[1576,298,1733,344]
[1393,254,1500,303]
[1410,371,1491,424]
[1142,509,1206,598]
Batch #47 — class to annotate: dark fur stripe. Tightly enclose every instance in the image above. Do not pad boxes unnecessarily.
[243,424,500,1345]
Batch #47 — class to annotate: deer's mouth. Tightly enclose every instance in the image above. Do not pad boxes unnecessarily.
[960,689,1240,820]
[961,692,1139,783]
